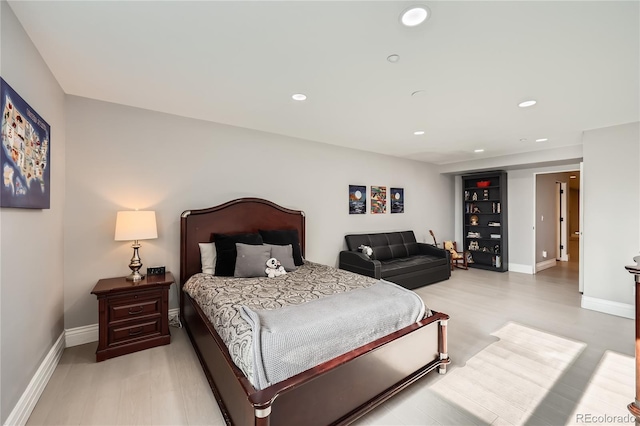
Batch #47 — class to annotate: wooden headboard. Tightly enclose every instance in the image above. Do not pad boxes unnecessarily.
[179,197,306,291]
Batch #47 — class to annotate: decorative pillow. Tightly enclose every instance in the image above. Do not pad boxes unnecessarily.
[259,229,304,266]
[198,242,216,274]
[214,233,264,276]
[234,243,272,278]
[264,244,297,272]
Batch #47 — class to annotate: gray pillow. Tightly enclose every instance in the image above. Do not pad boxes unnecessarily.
[265,244,297,272]
[234,243,271,278]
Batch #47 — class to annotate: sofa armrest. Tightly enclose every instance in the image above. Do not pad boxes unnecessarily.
[417,243,448,259]
[339,251,381,279]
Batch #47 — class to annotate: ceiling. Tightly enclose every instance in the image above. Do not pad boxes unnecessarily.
[8,1,639,165]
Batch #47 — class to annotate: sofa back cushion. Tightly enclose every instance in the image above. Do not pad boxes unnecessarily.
[344,231,419,261]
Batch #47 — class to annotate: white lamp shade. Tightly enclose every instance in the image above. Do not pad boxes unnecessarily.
[114,211,158,241]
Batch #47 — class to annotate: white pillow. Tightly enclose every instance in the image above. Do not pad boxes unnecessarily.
[199,242,217,274]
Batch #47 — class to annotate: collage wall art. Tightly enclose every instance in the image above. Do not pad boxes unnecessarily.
[349,185,404,215]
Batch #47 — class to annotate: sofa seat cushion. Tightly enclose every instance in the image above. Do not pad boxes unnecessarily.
[380,255,448,278]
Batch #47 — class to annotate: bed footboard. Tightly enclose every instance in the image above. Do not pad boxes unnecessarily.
[182,293,450,426]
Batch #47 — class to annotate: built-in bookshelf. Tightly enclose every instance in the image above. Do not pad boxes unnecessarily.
[462,171,508,272]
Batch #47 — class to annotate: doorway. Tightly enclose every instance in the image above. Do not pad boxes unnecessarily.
[534,170,581,288]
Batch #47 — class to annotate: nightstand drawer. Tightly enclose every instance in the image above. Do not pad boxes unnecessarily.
[109,296,161,323]
[109,319,161,345]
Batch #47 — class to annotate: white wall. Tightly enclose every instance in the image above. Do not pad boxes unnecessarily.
[582,122,639,317]
[64,96,454,329]
[0,1,66,422]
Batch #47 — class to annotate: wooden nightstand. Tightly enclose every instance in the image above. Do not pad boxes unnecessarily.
[91,272,174,362]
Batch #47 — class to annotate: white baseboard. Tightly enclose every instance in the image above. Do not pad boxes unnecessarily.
[508,263,534,274]
[536,259,557,272]
[4,332,65,426]
[65,324,99,347]
[65,308,181,347]
[581,295,634,319]
[5,308,182,425]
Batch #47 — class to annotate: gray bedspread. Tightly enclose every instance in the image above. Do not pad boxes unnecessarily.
[240,280,425,389]
[183,261,429,389]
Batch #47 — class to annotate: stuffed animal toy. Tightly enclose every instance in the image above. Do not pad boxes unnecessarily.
[358,244,373,257]
[443,241,463,259]
[265,257,287,278]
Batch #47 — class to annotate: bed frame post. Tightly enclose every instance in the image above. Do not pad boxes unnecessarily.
[254,406,271,426]
[438,318,449,374]
[625,264,640,424]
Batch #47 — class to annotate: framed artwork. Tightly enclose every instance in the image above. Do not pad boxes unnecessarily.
[348,185,366,214]
[370,186,386,214]
[390,187,404,213]
[1,77,50,209]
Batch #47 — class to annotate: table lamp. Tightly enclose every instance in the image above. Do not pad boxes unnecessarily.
[114,210,158,281]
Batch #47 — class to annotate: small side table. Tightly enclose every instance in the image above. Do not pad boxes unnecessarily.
[91,272,174,362]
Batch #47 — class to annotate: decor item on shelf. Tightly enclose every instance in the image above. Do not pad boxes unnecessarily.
[483,189,489,200]
[466,251,474,263]
[497,202,501,213]
[492,202,496,213]
[390,187,404,213]
[490,234,501,239]
[495,256,501,268]
[114,210,158,281]
[494,244,500,254]
[472,204,481,213]
[467,231,481,238]
[472,192,478,201]
[470,215,479,226]
[349,185,366,214]
[464,190,469,201]
[488,221,500,227]
[469,241,480,251]
[476,181,490,188]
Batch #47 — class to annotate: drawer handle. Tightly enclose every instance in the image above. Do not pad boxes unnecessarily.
[128,327,144,336]
[128,306,144,315]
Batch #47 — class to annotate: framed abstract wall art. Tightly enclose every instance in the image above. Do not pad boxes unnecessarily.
[370,186,386,214]
[391,187,404,213]
[1,77,50,209]
[349,185,366,214]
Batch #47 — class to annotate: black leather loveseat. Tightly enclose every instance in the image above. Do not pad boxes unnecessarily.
[339,231,450,290]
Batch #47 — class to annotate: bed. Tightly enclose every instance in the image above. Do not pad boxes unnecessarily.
[180,197,450,425]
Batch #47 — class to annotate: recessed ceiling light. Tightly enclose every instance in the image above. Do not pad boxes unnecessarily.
[474,149,485,153]
[387,54,400,63]
[414,130,425,135]
[570,175,577,179]
[535,138,548,142]
[518,100,537,108]
[400,6,430,27]
[292,93,307,101]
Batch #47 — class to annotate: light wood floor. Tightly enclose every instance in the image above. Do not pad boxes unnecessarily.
[27,262,634,425]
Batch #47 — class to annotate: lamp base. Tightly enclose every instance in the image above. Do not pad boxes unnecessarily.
[126,271,145,282]
[126,241,144,282]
